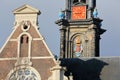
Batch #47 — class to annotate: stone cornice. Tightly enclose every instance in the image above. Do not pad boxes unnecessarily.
[69,18,103,26]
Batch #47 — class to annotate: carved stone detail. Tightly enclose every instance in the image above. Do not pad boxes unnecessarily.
[15,57,32,66]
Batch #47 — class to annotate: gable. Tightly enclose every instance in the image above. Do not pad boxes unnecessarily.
[13,4,40,14]
[0,5,56,80]
[0,21,55,60]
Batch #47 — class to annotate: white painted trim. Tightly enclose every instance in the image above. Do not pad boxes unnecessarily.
[17,37,20,58]
[33,38,43,40]
[0,58,17,61]
[9,39,17,41]
[0,57,55,61]
[29,36,32,60]
[31,56,54,59]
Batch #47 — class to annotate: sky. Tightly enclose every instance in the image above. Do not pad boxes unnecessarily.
[0,0,120,57]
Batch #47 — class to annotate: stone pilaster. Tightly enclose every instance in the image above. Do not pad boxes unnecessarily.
[49,61,68,80]
[55,19,69,58]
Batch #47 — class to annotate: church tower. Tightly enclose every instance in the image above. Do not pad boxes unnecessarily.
[56,0,106,58]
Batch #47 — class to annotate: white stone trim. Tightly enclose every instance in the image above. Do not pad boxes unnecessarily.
[33,38,44,40]
[0,57,56,61]
[31,56,54,59]
[13,4,40,14]
[0,58,17,61]
[9,39,17,41]
[17,37,20,58]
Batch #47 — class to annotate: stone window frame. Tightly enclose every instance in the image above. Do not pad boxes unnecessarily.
[17,32,32,59]
[21,21,31,32]
[6,66,41,80]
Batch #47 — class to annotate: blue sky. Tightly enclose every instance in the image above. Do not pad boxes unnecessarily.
[0,0,120,57]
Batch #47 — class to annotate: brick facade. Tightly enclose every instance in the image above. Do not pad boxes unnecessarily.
[0,5,56,80]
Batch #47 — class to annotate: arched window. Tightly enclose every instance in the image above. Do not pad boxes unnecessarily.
[20,34,29,44]
[73,36,83,57]
[7,67,41,80]
[20,34,29,57]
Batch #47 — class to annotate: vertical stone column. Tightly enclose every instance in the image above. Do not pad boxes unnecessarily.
[91,28,96,57]
[64,0,71,20]
[50,62,67,80]
[60,26,66,58]
[89,0,94,8]
[55,19,68,58]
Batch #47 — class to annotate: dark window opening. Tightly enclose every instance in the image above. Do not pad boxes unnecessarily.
[23,24,28,30]
[20,35,29,44]
[20,34,29,57]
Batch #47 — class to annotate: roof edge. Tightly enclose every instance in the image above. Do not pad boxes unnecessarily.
[13,4,41,15]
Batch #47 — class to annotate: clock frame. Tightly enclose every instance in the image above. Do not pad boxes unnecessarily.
[72,6,86,20]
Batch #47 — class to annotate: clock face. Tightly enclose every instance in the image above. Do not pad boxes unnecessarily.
[72,6,86,20]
